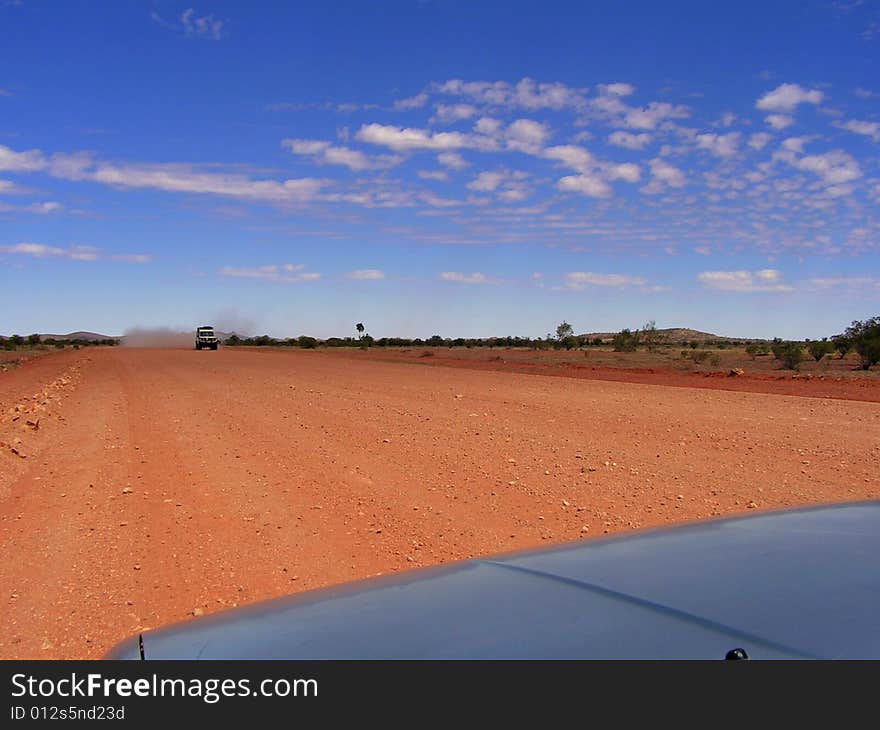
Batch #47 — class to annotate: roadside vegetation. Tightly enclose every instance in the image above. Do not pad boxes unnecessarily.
[218,315,880,375]
[1,334,119,351]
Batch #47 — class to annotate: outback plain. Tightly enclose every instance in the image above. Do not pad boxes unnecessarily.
[0,344,878,659]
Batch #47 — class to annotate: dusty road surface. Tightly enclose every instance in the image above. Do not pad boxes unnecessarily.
[1,347,878,658]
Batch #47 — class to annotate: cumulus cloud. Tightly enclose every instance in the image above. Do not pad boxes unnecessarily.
[695,132,741,158]
[394,93,429,110]
[282,138,399,171]
[624,102,689,130]
[437,151,468,169]
[608,131,652,149]
[833,119,880,142]
[765,114,794,130]
[564,272,645,289]
[748,132,772,150]
[432,103,478,123]
[641,157,686,194]
[438,271,494,284]
[436,77,587,111]
[598,83,636,97]
[345,269,385,280]
[0,144,46,172]
[219,264,320,282]
[466,171,506,192]
[418,169,449,181]
[504,118,550,154]
[355,123,496,152]
[607,162,641,182]
[557,174,611,197]
[756,83,824,112]
[697,269,793,292]
[791,149,862,186]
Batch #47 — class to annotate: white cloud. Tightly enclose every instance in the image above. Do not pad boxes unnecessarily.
[91,163,329,203]
[0,242,99,260]
[557,174,611,198]
[543,144,593,173]
[748,132,772,150]
[794,150,862,186]
[564,272,645,289]
[765,114,794,130]
[467,171,506,192]
[0,144,46,172]
[598,83,635,97]
[607,162,641,182]
[473,117,502,136]
[608,131,652,149]
[436,78,587,111]
[641,157,686,194]
[345,269,385,280]
[505,118,550,153]
[697,269,793,292]
[781,136,811,153]
[439,271,493,284]
[834,119,880,142]
[624,102,689,130]
[394,93,429,110]
[0,200,62,214]
[433,103,478,123]
[418,169,449,181]
[282,138,399,171]
[219,264,320,282]
[180,8,226,40]
[756,83,824,112]
[695,132,741,158]
[355,123,495,152]
[437,151,468,170]
[0,179,27,194]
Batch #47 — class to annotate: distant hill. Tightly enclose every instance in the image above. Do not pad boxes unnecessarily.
[38,331,118,341]
[579,328,763,344]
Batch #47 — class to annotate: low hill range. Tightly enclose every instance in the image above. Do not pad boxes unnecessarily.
[578,328,762,344]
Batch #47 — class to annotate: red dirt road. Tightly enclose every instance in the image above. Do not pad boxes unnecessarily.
[1,348,878,658]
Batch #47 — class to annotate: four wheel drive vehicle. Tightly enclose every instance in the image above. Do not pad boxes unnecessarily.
[106,500,880,659]
[195,326,219,350]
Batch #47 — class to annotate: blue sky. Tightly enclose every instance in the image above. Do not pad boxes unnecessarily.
[1,0,879,339]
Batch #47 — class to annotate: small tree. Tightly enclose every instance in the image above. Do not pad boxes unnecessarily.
[844,317,880,370]
[27,333,41,346]
[807,340,833,362]
[556,321,574,342]
[831,335,851,359]
[612,328,640,352]
[640,320,664,352]
[356,322,365,339]
[777,342,804,370]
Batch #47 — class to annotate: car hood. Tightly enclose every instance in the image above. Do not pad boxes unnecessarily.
[106,500,880,659]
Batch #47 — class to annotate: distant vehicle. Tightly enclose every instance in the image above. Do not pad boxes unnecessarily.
[106,500,880,659]
[194,326,219,351]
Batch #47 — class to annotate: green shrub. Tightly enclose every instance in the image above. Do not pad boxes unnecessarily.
[843,318,880,370]
[777,342,804,370]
